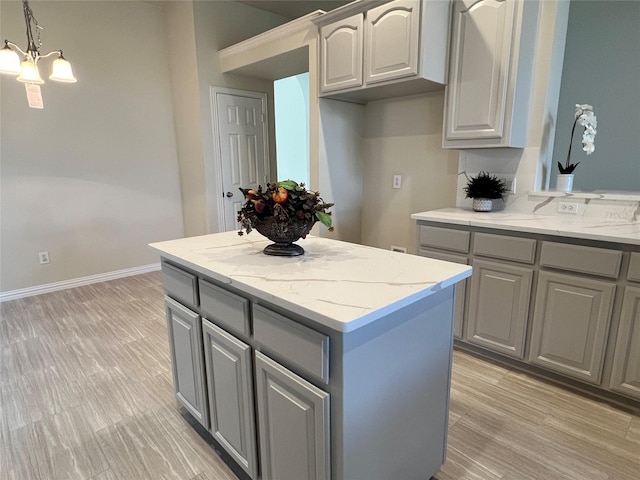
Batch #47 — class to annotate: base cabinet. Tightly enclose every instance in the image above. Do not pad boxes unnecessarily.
[164,296,208,429]
[609,286,640,400]
[254,351,330,480]
[416,221,640,405]
[528,272,615,384]
[466,260,532,359]
[202,319,258,479]
[418,248,467,338]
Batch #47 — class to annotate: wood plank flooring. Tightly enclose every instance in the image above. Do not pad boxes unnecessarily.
[1,272,638,479]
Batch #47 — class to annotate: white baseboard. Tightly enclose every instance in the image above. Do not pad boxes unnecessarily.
[0,263,161,302]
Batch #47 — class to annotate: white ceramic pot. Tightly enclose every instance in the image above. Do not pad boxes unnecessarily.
[556,174,575,193]
[472,198,493,212]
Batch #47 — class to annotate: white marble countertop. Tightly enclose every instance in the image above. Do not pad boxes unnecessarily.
[411,208,640,246]
[150,232,472,333]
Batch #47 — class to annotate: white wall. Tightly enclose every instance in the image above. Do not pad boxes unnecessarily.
[0,1,184,292]
[361,93,459,253]
[318,98,365,244]
[189,0,288,234]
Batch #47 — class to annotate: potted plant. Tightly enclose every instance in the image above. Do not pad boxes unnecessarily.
[463,172,508,212]
[237,180,334,256]
[557,103,597,192]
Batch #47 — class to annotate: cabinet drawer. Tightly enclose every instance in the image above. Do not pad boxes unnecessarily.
[419,225,470,253]
[473,233,536,264]
[162,262,198,308]
[418,248,467,265]
[540,242,622,279]
[253,305,330,384]
[199,279,250,338]
[628,253,640,283]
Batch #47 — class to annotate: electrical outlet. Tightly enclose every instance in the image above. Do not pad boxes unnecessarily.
[392,175,402,189]
[38,251,50,264]
[391,245,407,253]
[494,174,516,194]
[557,202,580,214]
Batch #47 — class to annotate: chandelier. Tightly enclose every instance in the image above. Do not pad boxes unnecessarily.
[0,0,76,84]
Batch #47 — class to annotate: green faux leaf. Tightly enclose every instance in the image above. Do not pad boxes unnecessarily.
[277,180,298,191]
[315,211,332,228]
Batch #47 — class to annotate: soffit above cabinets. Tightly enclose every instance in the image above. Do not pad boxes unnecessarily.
[219,10,323,81]
[236,1,351,19]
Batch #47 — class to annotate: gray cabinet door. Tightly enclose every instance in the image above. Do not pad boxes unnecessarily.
[202,319,258,479]
[609,286,640,400]
[418,248,468,339]
[164,296,208,428]
[529,272,616,384]
[320,14,364,93]
[466,259,533,358]
[364,0,420,84]
[254,351,330,480]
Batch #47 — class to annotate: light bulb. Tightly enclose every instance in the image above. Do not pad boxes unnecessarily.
[17,58,44,84]
[49,55,77,83]
[0,45,21,74]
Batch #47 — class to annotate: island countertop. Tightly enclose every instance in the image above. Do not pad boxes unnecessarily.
[412,208,640,246]
[149,231,472,333]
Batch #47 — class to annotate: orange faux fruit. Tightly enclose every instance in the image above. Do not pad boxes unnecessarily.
[272,186,288,204]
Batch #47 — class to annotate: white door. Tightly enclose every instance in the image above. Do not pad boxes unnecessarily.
[213,90,268,232]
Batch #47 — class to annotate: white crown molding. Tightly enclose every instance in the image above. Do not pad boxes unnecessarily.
[0,263,161,302]
[219,10,325,59]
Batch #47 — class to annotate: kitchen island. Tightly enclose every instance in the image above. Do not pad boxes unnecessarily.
[150,231,471,480]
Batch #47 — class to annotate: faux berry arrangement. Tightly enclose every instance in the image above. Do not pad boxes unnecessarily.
[237,180,334,236]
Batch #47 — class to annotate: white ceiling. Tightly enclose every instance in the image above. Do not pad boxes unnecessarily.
[236,0,351,19]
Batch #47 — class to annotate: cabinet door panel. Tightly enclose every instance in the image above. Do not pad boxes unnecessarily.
[609,286,640,400]
[203,320,257,478]
[165,296,208,428]
[445,0,514,141]
[466,260,532,358]
[418,248,468,339]
[320,14,363,92]
[255,351,330,480]
[529,272,615,384]
[365,0,420,84]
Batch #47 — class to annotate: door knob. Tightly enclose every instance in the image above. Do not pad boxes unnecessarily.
[226,191,234,198]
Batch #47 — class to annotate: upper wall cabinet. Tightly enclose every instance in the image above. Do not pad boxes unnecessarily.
[443,0,540,149]
[320,14,364,92]
[316,0,451,103]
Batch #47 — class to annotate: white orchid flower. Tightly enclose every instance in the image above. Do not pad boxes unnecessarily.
[561,103,597,173]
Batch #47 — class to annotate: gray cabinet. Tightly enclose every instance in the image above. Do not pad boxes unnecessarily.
[364,0,420,84]
[202,319,258,479]
[164,296,208,428]
[528,272,615,384]
[316,0,450,100]
[466,259,533,358]
[254,351,330,480]
[609,286,640,400]
[418,248,468,339]
[320,13,364,93]
[443,0,539,148]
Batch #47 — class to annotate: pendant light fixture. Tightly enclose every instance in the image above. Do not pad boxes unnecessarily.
[0,0,77,84]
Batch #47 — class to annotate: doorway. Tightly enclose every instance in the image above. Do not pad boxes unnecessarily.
[274,73,310,185]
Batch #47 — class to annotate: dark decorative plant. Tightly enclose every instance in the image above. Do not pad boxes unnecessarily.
[237,180,334,236]
[463,172,508,200]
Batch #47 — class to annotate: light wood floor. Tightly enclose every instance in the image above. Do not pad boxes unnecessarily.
[1,272,638,480]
